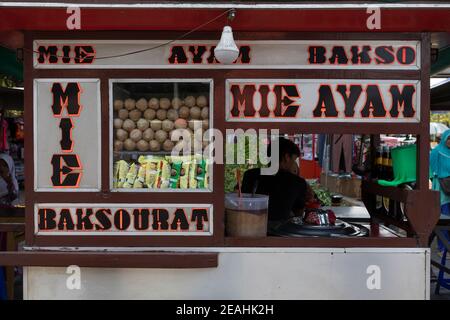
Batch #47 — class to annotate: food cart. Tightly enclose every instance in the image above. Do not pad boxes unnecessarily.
[0,3,444,300]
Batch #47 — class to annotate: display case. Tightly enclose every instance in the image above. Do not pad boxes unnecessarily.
[110,80,213,192]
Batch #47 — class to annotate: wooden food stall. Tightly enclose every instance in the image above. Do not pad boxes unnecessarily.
[0,3,444,300]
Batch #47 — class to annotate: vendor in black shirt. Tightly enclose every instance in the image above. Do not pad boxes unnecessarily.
[241,137,311,226]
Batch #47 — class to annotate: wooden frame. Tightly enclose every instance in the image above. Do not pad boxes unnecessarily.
[24,31,439,249]
[108,78,215,193]
[0,251,218,268]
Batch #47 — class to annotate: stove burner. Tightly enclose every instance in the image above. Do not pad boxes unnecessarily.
[269,218,369,237]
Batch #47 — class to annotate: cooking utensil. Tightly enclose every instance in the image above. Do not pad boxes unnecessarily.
[331,194,343,206]
[270,218,369,237]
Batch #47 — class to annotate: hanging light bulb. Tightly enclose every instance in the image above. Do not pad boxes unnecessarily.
[214,26,239,65]
[214,10,239,64]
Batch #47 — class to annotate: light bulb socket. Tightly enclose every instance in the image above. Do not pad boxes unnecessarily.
[228,9,236,22]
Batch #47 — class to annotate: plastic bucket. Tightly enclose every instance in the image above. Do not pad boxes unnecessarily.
[225,193,269,237]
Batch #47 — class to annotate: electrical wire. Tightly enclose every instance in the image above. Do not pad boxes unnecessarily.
[9,8,233,61]
[95,8,233,60]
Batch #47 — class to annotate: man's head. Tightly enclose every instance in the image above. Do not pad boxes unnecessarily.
[269,137,300,172]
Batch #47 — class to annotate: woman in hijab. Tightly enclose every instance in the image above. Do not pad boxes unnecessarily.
[0,152,18,205]
[430,129,450,289]
[430,129,450,216]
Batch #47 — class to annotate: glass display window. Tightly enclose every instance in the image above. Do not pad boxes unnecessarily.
[110,79,213,192]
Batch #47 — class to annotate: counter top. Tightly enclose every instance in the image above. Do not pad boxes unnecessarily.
[323,206,370,221]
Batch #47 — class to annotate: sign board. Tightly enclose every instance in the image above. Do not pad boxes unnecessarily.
[225,79,420,122]
[34,203,213,236]
[33,40,420,70]
[34,79,101,191]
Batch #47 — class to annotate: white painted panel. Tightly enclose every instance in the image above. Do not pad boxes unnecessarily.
[34,79,101,191]
[33,40,420,70]
[24,248,429,300]
[225,79,421,123]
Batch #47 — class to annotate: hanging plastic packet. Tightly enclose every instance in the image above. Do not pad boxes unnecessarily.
[123,163,138,188]
[113,161,119,189]
[180,159,191,189]
[189,157,198,189]
[158,160,171,189]
[168,155,191,189]
[117,160,129,188]
[169,160,182,188]
[204,163,209,189]
[133,164,146,188]
[189,155,202,189]
[139,155,162,188]
[196,158,207,189]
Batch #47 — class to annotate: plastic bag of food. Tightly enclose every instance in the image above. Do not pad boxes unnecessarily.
[145,159,160,188]
[157,160,171,189]
[133,164,146,188]
[169,161,182,188]
[304,208,336,226]
[168,156,191,189]
[196,158,207,189]
[180,161,190,189]
[188,156,207,189]
[204,165,209,189]
[116,160,130,188]
[113,161,119,188]
[123,163,138,188]
[139,156,163,188]
[326,209,337,225]
[189,157,198,189]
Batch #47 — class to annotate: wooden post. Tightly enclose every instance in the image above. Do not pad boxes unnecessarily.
[6,231,15,300]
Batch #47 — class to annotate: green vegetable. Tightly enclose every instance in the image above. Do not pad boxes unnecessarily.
[308,180,332,206]
[224,135,267,193]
